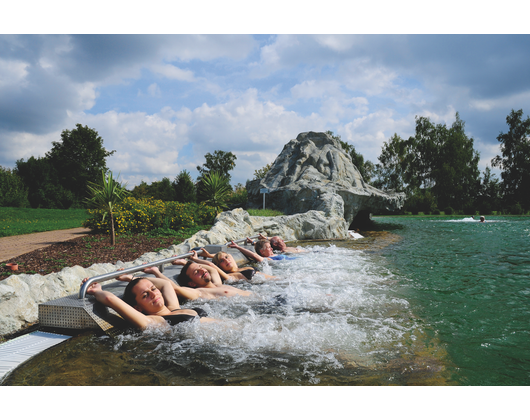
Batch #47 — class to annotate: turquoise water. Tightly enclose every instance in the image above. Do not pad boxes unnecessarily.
[375,215,530,385]
[2,216,529,385]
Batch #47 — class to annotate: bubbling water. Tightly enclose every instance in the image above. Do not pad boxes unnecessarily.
[3,241,451,385]
[102,245,433,384]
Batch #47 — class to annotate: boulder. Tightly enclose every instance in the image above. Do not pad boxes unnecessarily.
[183,208,348,248]
[247,131,405,227]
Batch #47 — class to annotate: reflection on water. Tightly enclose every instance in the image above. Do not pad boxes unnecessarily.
[3,230,454,386]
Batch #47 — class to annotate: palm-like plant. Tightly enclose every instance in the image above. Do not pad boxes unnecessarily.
[85,170,130,245]
[198,171,231,210]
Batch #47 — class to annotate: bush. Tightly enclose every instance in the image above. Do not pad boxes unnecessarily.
[84,197,218,235]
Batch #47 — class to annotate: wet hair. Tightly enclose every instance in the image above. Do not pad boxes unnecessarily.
[123,277,146,308]
[254,239,270,256]
[176,260,194,286]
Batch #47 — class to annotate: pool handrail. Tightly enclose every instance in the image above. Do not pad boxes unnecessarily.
[223,234,260,246]
[78,234,262,299]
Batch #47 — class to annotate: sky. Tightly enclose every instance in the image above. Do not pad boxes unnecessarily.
[2,4,530,189]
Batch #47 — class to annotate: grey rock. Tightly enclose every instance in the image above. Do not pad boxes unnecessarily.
[247,131,405,226]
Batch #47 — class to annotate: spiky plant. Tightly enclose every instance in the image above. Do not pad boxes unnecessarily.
[85,170,130,245]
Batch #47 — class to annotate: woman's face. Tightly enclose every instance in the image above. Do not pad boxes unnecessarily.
[259,242,274,257]
[131,279,165,314]
[217,252,237,272]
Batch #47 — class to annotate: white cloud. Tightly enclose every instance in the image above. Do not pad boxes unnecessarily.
[147,83,161,97]
[0,58,29,88]
[291,80,342,99]
[470,91,530,112]
[342,108,413,162]
[187,89,324,153]
[313,35,358,52]
[150,64,195,82]
[340,59,399,96]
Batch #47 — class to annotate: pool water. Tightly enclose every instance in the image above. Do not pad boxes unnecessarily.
[3,216,528,386]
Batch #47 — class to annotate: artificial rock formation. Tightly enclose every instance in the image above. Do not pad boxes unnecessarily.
[247,131,405,228]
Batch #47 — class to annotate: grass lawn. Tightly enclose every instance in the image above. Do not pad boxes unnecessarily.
[0,207,89,238]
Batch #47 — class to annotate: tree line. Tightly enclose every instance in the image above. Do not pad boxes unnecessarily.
[2,109,530,215]
[0,124,244,210]
[331,109,530,215]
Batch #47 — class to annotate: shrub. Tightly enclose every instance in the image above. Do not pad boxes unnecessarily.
[84,197,217,235]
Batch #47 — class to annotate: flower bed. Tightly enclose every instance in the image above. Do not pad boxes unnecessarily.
[83,197,218,235]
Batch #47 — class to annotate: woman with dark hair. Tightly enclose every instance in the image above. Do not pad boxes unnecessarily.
[82,267,213,330]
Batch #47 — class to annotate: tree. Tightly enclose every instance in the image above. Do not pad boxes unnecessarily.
[85,170,130,245]
[491,109,530,211]
[197,150,237,183]
[173,170,196,203]
[430,113,480,210]
[253,162,273,180]
[46,124,115,206]
[131,181,150,199]
[477,166,501,214]
[372,113,480,212]
[15,156,74,209]
[146,177,177,202]
[372,134,407,192]
[0,166,29,207]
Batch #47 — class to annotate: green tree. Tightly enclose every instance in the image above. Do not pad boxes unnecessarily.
[197,150,237,183]
[15,156,74,209]
[173,170,196,203]
[85,170,130,245]
[477,166,501,214]
[371,134,407,192]
[46,124,115,206]
[403,116,440,191]
[430,113,480,210]
[131,181,150,199]
[0,166,29,207]
[491,109,530,211]
[146,177,177,201]
[253,162,273,180]
[373,113,480,212]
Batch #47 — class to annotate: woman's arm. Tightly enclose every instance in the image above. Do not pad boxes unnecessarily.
[115,266,182,310]
[229,241,265,262]
[83,279,166,330]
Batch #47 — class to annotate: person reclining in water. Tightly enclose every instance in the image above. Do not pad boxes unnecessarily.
[81,272,214,331]
[228,239,297,263]
[171,251,253,298]
[255,234,305,253]
[198,248,277,281]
